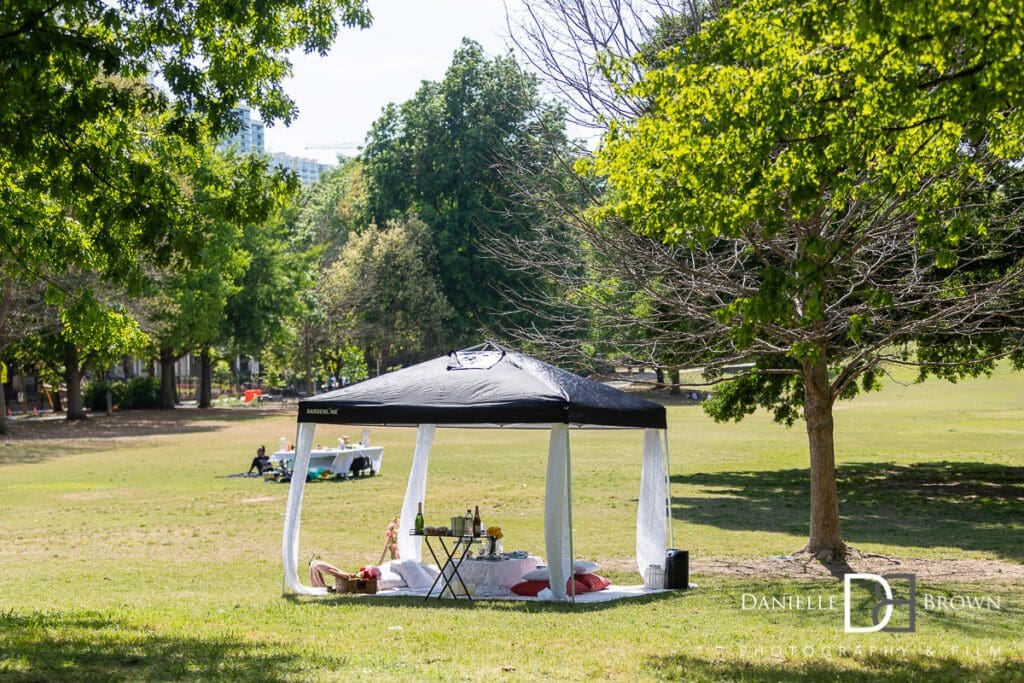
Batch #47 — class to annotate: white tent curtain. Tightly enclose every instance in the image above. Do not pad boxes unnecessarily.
[544,423,573,601]
[282,422,325,595]
[636,428,669,575]
[282,421,668,600]
[397,424,436,562]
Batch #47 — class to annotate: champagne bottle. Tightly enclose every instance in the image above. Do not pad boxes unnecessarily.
[473,505,482,536]
[415,502,424,534]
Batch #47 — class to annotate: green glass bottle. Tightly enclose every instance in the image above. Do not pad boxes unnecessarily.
[415,502,424,534]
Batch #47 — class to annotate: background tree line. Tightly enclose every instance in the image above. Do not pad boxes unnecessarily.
[264,39,570,392]
[1,26,570,427]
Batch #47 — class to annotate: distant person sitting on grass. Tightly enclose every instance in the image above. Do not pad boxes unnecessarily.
[248,445,272,475]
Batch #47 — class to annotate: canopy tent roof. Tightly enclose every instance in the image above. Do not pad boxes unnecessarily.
[297,345,666,430]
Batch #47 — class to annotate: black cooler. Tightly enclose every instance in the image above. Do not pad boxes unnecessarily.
[665,549,689,589]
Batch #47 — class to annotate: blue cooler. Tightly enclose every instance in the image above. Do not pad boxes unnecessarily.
[665,549,689,589]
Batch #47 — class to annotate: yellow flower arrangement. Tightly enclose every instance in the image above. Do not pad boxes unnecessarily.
[486,526,503,540]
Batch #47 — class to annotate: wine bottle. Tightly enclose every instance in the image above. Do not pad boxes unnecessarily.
[473,505,482,536]
[415,502,424,534]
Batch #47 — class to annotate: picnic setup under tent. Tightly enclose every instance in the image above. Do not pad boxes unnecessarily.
[281,343,674,602]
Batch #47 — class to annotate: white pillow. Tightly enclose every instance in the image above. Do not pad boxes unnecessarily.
[521,567,549,582]
[390,560,440,590]
[573,560,600,575]
[377,562,406,590]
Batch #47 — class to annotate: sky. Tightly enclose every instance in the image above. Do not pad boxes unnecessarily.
[264,0,514,165]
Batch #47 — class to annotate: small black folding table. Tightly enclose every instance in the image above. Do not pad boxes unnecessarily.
[411,531,482,601]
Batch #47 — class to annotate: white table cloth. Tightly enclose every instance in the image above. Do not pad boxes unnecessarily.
[455,555,541,597]
[271,446,384,475]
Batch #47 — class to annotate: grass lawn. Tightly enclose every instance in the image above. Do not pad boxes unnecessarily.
[0,368,1021,680]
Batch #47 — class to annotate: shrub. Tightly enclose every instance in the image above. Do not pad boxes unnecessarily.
[84,379,115,411]
[83,376,162,411]
[118,376,162,409]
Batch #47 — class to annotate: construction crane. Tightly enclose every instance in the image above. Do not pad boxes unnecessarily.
[305,143,361,151]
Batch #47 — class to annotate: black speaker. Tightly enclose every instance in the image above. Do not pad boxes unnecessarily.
[665,549,689,589]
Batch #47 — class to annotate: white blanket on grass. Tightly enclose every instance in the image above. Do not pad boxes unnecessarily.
[365,584,675,603]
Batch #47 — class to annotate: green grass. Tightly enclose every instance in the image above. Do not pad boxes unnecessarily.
[0,368,1021,680]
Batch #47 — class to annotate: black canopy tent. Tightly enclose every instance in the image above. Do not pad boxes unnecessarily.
[297,346,667,429]
[282,345,672,600]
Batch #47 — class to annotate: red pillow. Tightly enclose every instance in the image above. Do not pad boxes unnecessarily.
[510,580,548,596]
[575,573,610,592]
[510,578,593,596]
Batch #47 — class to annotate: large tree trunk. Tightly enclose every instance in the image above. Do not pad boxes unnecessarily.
[669,368,682,396]
[63,342,86,421]
[198,349,212,409]
[802,354,845,561]
[159,348,177,410]
[303,350,313,395]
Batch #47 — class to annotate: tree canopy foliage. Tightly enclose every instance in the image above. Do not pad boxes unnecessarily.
[0,0,370,425]
[320,216,453,374]
[2,0,370,289]
[362,39,568,344]
[590,0,1024,391]
[512,0,1024,558]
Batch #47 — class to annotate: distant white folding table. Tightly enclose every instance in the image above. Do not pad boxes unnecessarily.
[271,445,384,478]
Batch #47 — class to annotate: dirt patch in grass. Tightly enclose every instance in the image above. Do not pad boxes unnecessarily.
[604,552,1024,584]
[694,553,1024,584]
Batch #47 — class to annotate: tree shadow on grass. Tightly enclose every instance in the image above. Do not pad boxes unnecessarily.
[0,610,326,681]
[644,653,1021,682]
[672,461,1024,562]
[0,409,285,467]
[0,442,98,467]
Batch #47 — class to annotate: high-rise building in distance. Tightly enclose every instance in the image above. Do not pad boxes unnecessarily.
[219,107,332,186]
[218,106,265,155]
[268,152,333,187]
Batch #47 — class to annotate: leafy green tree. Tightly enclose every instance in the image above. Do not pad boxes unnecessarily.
[0,272,50,430]
[0,0,370,417]
[320,217,453,375]
[2,0,371,287]
[558,0,1024,561]
[218,200,308,405]
[11,284,148,419]
[293,159,371,265]
[286,288,330,395]
[146,148,294,409]
[362,39,568,344]
[256,161,367,396]
[315,344,370,388]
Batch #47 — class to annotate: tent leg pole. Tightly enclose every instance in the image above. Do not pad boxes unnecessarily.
[283,423,318,594]
[663,429,674,550]
[566,429,575,604]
